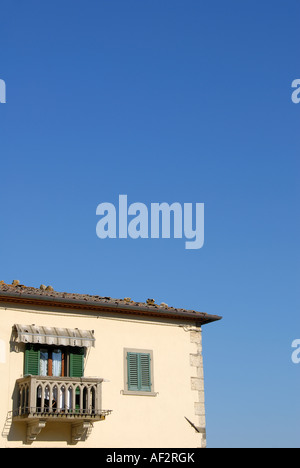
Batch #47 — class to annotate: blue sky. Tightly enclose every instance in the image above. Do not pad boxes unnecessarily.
[0,0,299,447]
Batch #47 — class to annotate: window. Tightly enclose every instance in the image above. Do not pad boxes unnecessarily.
[24,344,84,378]
[123,348,156,396]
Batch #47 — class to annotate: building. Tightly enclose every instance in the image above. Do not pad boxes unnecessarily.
[0,280,221,448]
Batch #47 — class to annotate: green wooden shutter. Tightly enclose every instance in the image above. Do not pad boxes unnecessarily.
[69,347,84,377]
[25,344,40,376]
[127,352,152,392]
[127,352,139,391]
[140,353,151,392]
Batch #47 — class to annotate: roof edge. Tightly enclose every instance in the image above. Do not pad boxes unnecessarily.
[0,290,222,325]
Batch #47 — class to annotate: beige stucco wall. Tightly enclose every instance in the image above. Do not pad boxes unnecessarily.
[0,302,206,448]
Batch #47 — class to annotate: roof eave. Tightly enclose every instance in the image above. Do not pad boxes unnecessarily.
[0,291,222,325]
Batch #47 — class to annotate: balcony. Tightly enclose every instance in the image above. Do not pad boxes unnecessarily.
[13,375,112,444]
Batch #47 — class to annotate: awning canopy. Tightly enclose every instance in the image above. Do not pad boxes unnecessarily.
[14,324,95,348]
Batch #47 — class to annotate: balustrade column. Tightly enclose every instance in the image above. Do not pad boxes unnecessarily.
[29,377,37,413]
[96,382,102,414]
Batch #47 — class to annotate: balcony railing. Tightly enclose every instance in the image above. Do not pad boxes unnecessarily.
[14,375,111,420]
[13,375,112,443]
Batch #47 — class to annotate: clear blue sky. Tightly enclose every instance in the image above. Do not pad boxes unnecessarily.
[0,0,299,448]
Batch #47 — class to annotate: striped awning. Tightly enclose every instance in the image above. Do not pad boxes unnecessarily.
[14,324,95,348]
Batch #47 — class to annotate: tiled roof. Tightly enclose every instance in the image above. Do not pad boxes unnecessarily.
[0,281,222,325]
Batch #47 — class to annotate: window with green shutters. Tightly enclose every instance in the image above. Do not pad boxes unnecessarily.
[24,344,84,377]
[126,351,152,392]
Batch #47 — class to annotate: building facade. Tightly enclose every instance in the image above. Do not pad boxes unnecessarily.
[0,281,221,448]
